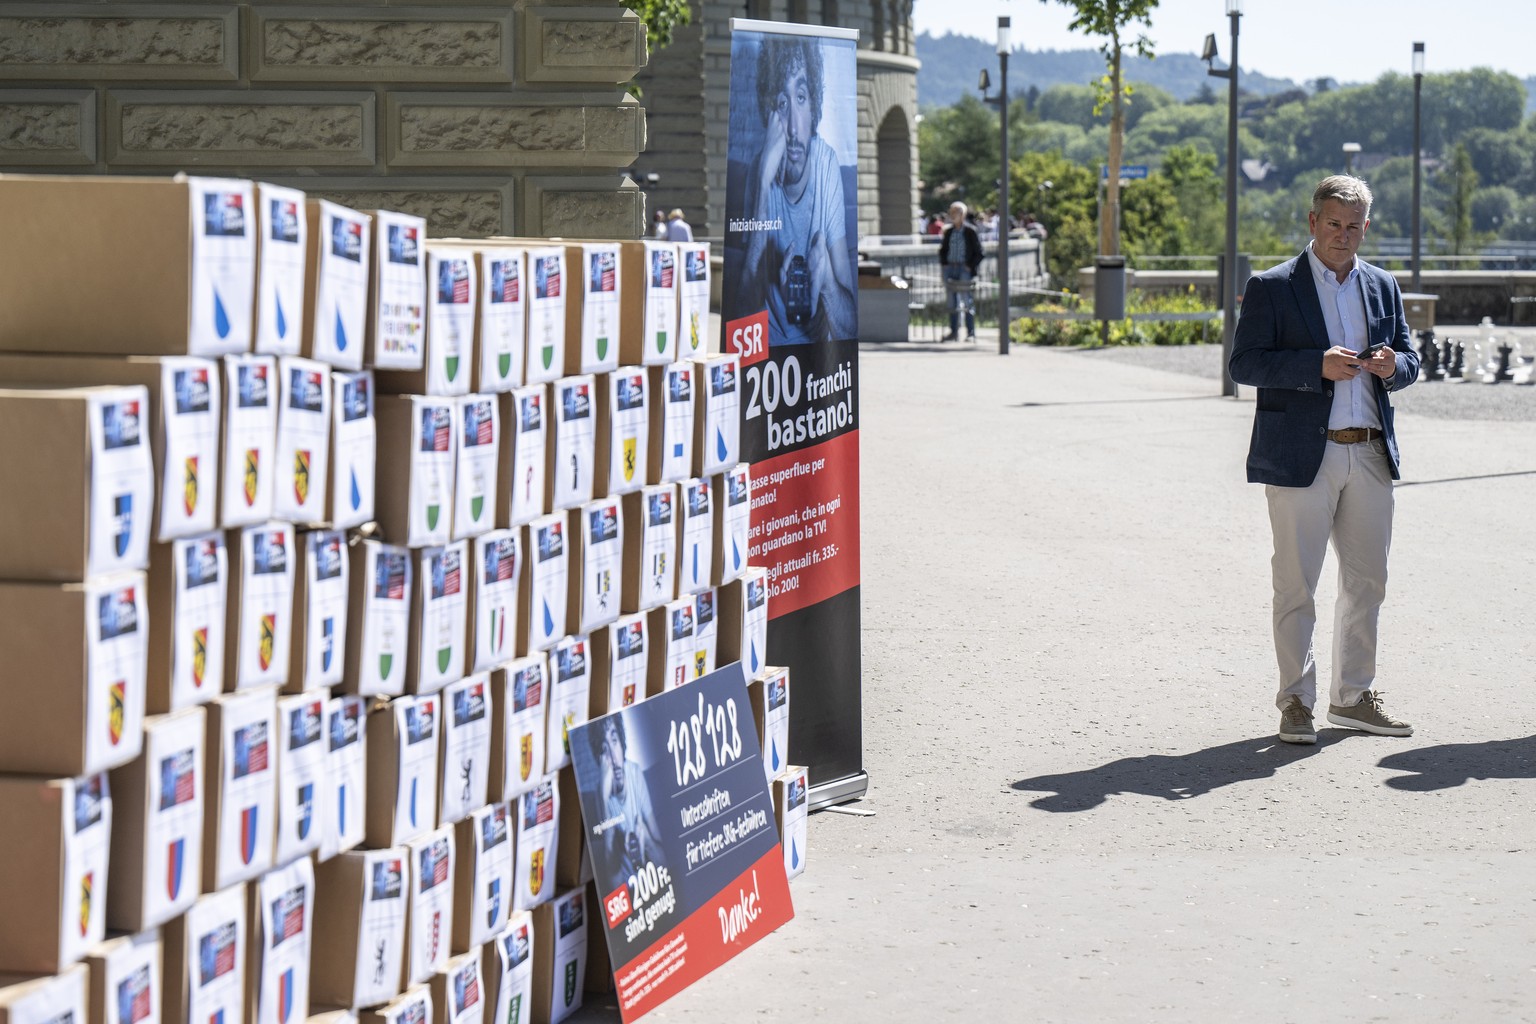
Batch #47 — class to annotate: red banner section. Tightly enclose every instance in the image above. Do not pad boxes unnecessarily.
[725,311,770,368]
[747,429,861,619]
[612,847,794,1023]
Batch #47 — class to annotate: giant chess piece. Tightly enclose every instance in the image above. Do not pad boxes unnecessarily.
[1494,337,1516,382]
[1448,340,1466,380]
[1419,328,1443,380]
[1439,338,1456,379]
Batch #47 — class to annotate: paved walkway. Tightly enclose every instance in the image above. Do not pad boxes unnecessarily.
[570,329,1536,1023]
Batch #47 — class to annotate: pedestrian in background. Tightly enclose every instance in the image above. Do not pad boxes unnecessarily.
[937,201,981,342]
[665,208,694,242]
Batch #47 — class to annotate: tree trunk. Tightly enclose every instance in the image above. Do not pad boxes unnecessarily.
[1102,38,1124,256]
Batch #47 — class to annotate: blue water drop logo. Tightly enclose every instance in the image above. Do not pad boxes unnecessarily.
[692,544,699,585]
[791,839,800,869]
[750,639,759,673]
[275,293,288,339]
[213,288,231,339]
[771,737,781,771]
[409,778,418,826]
[350,469,361,511]
[542,599,554,638]
[732,538,741,571]
[334,307,348,352]
[716,426,728,463]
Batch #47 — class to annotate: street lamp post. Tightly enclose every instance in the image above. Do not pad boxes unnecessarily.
[1204,0,1242,397]
[1412,42,1425,292]
[997,17,1011,355]
[1342,141,1361,175]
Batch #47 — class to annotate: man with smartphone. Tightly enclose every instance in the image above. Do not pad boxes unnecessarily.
[1229,175,1421,745]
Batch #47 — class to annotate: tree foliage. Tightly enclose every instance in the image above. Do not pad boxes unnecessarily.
[621,0,691,52]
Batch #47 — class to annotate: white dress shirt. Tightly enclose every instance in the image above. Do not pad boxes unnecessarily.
[1308,242,1382,431]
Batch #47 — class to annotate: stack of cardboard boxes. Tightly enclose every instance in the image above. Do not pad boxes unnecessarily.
[0,172,804,1024]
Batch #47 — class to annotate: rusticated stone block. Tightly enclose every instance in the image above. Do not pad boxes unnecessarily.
[521,6,645,84]
[386,93,643,168]
[0,90,96,165]
[0,6,238,81]
[524,175,643,239]
[249,9,513,83]
[106,89,375,166]
[295,178,513,238]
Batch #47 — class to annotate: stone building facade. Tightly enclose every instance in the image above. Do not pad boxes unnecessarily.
[0,1,649,239]
[632,0,918,242]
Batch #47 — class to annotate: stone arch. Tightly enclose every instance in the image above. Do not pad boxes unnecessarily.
[875,105,913,237]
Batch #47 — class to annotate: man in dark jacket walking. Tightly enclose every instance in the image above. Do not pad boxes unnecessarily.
[938,201,982,341]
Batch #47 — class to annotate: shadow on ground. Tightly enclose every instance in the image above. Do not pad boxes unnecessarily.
[1377,735,1536,791]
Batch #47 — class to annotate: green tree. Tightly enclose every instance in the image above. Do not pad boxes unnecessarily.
[918,94,998,213]
[1009,150,1097,287]
[1158,144,1223,254]
[1436,142,1480,256]
[621,0,691,51]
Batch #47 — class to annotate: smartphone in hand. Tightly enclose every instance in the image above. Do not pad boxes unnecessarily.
[1357,341,1391,360]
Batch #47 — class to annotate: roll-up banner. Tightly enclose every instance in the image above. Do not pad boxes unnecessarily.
[723,19,865,808]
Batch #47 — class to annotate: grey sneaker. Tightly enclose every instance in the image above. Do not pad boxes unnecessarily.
[1327,691,1413,736]
[1278,696,1316,744]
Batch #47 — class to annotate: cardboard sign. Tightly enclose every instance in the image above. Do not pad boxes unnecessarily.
[694,355,740,477]
[491,657,546,802]
[159,358,222,539]
[206,688,277,891]
[713,464,751,585]
[320,694,367,862]
[404,826,457,988]
[720,568,769,680]
[475,247,525,392]
[366,694,440,849]
[597,369,647,498]
[426,249,476,396]
[771,765,808,881]
[255,181,308,357]
[578,243,621,374]
[310,848,407,1011]
[412,542,468,694]
[432,949,485,1024]
[188,177,257,357]
[453,801,514,953]
[482,916,534,1024]
[647,599,695,697]
[454,395,499,541]
[307,199,372,370]
[499,385,546,527]
[252,856,316,1024]
[274,693,327,864]
[368,209,426,371]
[678,478,713,597]
[547,376,594,512]
[677,243,711,360]
[330,370,377,529]
[168,887,246,1024]
[220,354,278,527]
[0,957,86,1024]
[470,530,519,672]
[512,776,558,913]
[440,674,492,826]
[89,388,155,576]
[295,529,349,692]
[413,398,457,546]
[228,522,295,691]
[85,929,161,1024]
[623,485,675,613]
[631,241,679,365]
[649,362,694,484]
[691,588,718,681]
[544,635,591,773]
[164,532,227,709]
[525,248,566,385]
[275,356,331,524]
[750,667,790,784]
[519,514,567,654]
[595,614,646,716]
[531,888,586,1024]
[348,540,412,698]
[572,498,623,635]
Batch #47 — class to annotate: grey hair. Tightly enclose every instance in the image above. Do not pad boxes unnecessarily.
[1311,175,1373,219]
[949,201,967,217]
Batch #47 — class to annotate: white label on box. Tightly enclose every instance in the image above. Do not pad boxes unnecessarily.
[550,378,593,512]
[549,889,586,1023]
[544,636,589,771]
[441,674,491,825]
[86,574,147,773]
[331,371,376,530]
[662,600,695,692]
[146,711,204,923]
[703,356,740,475]
[778,767,808,880]
[355,851,407,1009]
[610,614,646,711]
[275,356,331,524]
[525,248,566,385]
[320,695,366,861]
[580,501,621,633]
[762,667,790,780]
[87,389,154,577]
[313,200,371,370]
[678,243,711,359]
[659,364,693,484]
[411,399,456,547]
[744,568,768,678]
[722,464,751,582]
[303,530,350,690]
[608,369,648,494]
[512,778,557,912]
[255,856,315,1024]
[394,695,440,843]
[188,177,256,356]
[679,478,712,596]
[455,396,499,540]
[472,531,519,672]
[98,929,160,1024]
[221,354,277,526]
[407,829,456,986]
[692,588,717,681]
[159,358,221,540]
[419,543,467,692]
[275,694,326,864]
[644,242,679,364]
[502,657,546,799]
[641,488,675,611]
[372,210,426,370]
[216,690,276,887]
[361,544,412,697]
[63,773,112,964]
[256,182,308,357]
[480,251,525,392]
[429,252,476,396]
[507,386,545,526]
[185,881,245,1024]
[237,523,294,690]
[446,953,484,1024]
[467,802,513,948]
[527,516,567,652]
[581,245,620,373]
[172,533,226,708]
[3,966,86,1024]
[490,920,533,1024]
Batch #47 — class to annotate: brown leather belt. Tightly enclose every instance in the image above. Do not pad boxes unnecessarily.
[1326,427,1383,444]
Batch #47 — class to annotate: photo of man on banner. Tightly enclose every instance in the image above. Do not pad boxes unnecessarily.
[590,712,661,893]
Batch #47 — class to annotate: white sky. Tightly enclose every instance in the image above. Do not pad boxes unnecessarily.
[914,0,1536,84]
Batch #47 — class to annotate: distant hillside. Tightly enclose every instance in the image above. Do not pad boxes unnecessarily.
[1527,76,1536,114]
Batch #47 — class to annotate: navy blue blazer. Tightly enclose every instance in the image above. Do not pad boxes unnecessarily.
[1229,249,1419,487]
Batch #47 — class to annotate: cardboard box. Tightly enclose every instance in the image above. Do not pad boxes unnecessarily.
[0,385,153,580]
[517,514,567,655]
[409,541,468,695]
[524,247,568,385]
[647,362,694,485]
[318,694,368,863]
[225,522,296,692]
[467,247,525,393]
[592,368,648,499]
[345,539,412,698]
[248,855,315,1024]
[467,530,520,673]
[162,884,246,1024]
[691,586,718,681]
[545,635,591,773]
[749,666,791,785]
[288,529,350,694]
[718,567,769,681]
[568,243,621,375]
[274,356,332,525]
[453,395,499,541]
[203,689,277,893]
[553,771,590,891]
[512,777,559,913]
[568,498,623,635]
[584,907,612,997]
[619,240,678,366]
[254,182,309,358]
[645,598,696,697]
[675,477,714,599]
[329,370,377,530]
[588,614,646,718]
[0,964,88,1024]
[107,707,206,933]
[365,695,441,849]
[452,803,513,955]
[693,355,740,477]
[366,209,426,372]
[0,573,146,776]
[0,356,222,542]
[310,850,408,1011]
[545,376,595,513]
[430,948,485,1024]
[303,199,372,371]
[676,242,712,360]
[439,673,492,827]
[379,247,475,397]
[712,463,751,585]
[273,691,327,864]
[359,986,430,1024]
[220,353,279,528]
[772,766,808,881]
[479,917,533,1024]
[146,533,227,713]
[0,174,255,357]
[488,658,547,803]
[620,485,675,613]
[403,826,457,989]
[86,929,161,1024]
[375,394,456,548]
[495,385,546,528]
[0,773,111,973]
[530,888,586,1024]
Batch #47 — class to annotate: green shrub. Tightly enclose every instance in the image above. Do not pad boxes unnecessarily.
[1010,286,1216,347]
